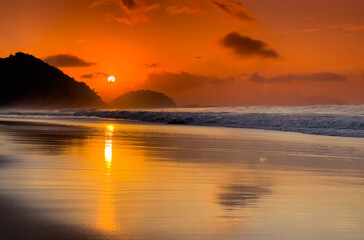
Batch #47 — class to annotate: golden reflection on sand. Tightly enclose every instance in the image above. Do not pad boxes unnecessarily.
[105,124,114,170]
[105,140,112,170]
[99,124,116,231]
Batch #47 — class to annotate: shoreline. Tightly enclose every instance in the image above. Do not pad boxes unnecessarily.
[1,115,364,144]
[1,106,364,138]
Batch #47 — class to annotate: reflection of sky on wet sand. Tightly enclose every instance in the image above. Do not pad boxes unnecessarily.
[0,120,91,155]
[0,118,364,239]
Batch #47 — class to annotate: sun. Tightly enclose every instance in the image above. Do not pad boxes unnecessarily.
[108,76,115,83]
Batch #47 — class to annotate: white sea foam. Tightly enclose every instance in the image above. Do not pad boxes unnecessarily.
[1,105,364,138]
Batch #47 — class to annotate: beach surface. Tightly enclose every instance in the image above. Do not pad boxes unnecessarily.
[0,116,364,240]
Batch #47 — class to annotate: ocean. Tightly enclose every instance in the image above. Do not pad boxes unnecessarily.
[1,104,364,137]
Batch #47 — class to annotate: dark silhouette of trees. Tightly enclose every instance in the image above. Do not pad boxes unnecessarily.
[0,52,106,108]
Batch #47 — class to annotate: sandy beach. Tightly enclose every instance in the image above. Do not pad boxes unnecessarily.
[2,0,364,238]
[1,116,364,240]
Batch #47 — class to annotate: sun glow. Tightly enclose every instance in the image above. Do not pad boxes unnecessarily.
[108,76,115,83]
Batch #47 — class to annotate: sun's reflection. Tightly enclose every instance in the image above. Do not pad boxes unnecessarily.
[259,156,267,163]
[107,125,114,132]
[105,140,112,170]
[105,125,114,170]
[99,124,116,231]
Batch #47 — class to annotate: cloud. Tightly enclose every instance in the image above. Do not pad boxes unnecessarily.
[81,74,94,79]
[219,32,279,58]
[345,24,364,31]
[301,28,320,33]
[249,72,348,84]
[329,23,364,31]
[81,72,109,79]
[209,0,255,22]
[44,54,96,67]
[120,0,138,10]
[166,0,205,15]
[141,71,236,92]
[165,0,254,22]
[114,0,160,25]
[304,16,317,21]
[165,0,255,22]
[88,0,117,8]
[144,63,160,68]
[93,0,255,24]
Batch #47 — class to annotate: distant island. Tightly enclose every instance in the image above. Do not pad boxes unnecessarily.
[111,90,177,109]
[0,52,105,108]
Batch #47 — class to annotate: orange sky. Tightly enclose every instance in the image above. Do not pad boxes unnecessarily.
[1,0,364,105]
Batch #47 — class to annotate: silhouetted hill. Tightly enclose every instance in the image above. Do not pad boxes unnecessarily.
[0,52,105,108]
[111,90,177,109]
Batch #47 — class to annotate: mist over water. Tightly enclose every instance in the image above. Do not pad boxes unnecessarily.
[0,117,364,239]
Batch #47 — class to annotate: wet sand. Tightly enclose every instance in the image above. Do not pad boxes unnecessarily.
[0,117,364,240]
[0,190,107,240]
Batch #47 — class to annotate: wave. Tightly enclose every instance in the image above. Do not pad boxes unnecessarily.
[1,105,364,138]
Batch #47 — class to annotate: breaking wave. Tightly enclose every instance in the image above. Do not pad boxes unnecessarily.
[1,105,364,138]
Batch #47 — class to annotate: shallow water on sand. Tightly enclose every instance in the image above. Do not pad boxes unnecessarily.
[0,117,364,240]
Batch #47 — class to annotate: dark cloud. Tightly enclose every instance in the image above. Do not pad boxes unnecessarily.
[94,0,255,24]
[81,72,109,79]
[141,71,236,92]
[95,72,109,77]
[144,63,159,68]
[81,74,94,79]
[115,0,159,24]
[121,0,137,10]
[166,0,255,22]
[220,32,278,58]
[249,72,348,84]
[44,54,96,67]
[210,0,255,21]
